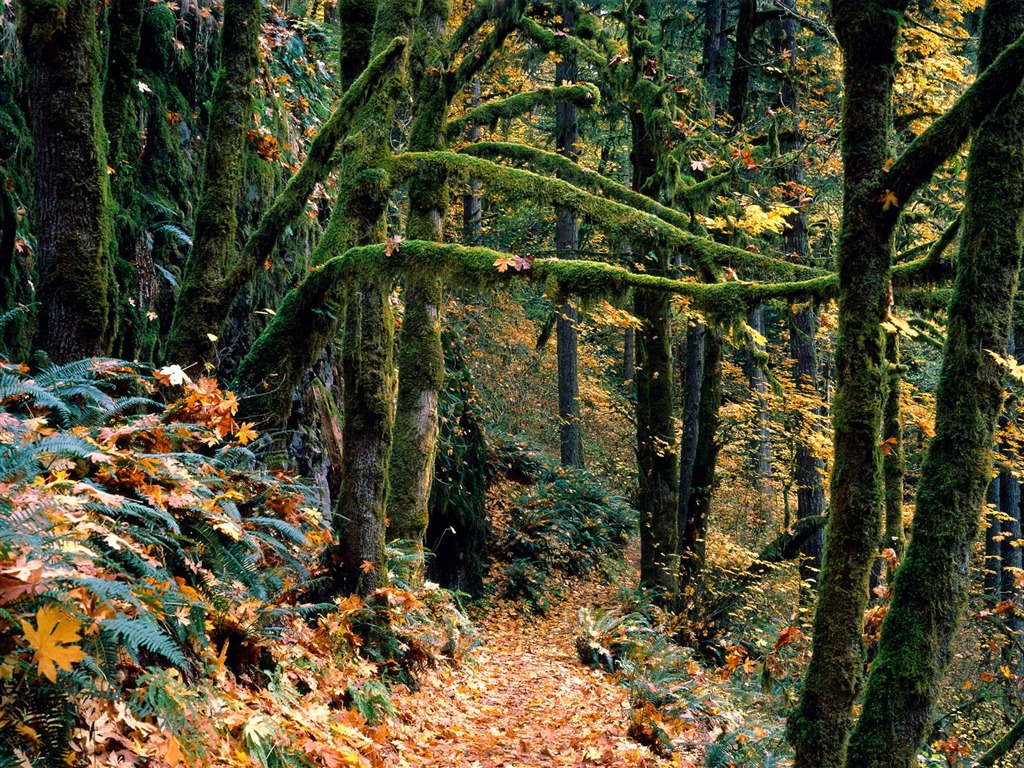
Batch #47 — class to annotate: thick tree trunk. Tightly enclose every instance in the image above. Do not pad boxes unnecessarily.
[846,1,1024,764]
[726,0,757,127]
[20,0,114,363]
[337,285,395,595]
[556,2,583,468]
[388,0,450,568]
[701,0,729,109]
[630,3,678,603]
[166,0,260,366]
[787,3,909,766]
[332,1,418,596]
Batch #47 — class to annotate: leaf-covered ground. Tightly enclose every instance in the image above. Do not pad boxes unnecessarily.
[387,578,698,767]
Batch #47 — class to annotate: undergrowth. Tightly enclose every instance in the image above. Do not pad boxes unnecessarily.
[0,358,473,767]
[492,461,636,612]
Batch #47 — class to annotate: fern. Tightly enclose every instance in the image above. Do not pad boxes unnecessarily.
[101,617,190,670]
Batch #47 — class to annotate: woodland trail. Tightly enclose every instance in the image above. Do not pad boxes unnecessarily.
[386,578,689,768]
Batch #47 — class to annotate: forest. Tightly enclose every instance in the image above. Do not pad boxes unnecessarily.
[2,0,1024,765]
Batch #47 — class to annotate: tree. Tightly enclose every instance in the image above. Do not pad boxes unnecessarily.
[19,0,114,363]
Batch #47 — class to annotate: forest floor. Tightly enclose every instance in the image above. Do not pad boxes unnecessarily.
[385,570,701,767]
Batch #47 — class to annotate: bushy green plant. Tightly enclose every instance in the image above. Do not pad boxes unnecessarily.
[496,467,636,610]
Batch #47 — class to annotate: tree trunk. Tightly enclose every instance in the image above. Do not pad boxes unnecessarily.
[846,1,1024,764]
[701,0,729,109]
[678,320,705,537]
[745,303,772,489]
[20,0,114,363]
[332,1,418,596]
[726,0,757,127]
[166,0,260,366]
[463,78,483,243]
[787,3,909,765]
[679,327,723,594]
[103,0,145,199]
[556,1,583,468]
[388,0,450,570]
[630,3,678,603]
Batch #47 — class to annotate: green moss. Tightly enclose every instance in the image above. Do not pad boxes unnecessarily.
[447,84,600,138]
[165,0,261,365]
[19,0,115,361]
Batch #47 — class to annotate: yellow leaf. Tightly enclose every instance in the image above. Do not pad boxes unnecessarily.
[878,189,899,211]
[235,422,258,446]
[20,605,86,682]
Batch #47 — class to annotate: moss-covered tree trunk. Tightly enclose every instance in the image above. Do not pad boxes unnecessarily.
[165,0,260,366]
[387,0,450,565]
[882,332,905,558]
[774,0,825,591]
[20,0,114,363]
[630,3,677,603]
[787,3,908,766]
[678,320,705,543]
[103,0,145,197]
[555,0,583,468]
[845,1,1024,764]
[332,0,418,596]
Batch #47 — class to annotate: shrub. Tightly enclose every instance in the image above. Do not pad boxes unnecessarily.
[495,467,636,610]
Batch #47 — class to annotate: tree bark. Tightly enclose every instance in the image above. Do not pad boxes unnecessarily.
[630,4,679,604]
[788,2,910,766]
[846,1,1024,764]
[388,0,450,570]
[556,0,583,468]
[166,0,261,366]
[679,327,723,595]
[20,0,114,363]
[678,320,705,539]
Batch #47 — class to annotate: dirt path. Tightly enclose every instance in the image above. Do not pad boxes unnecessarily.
[386,579,684,767]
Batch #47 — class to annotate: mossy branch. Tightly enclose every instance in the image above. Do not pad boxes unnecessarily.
[887,30,1024,208]
[393,150,826,281]
[461,140,733,225]
[444,0,493,58]
[449,1,527,95]
[447,84,600,138]
[519,15,607,69]
[976,715,1024,767]
[227,35,408,293]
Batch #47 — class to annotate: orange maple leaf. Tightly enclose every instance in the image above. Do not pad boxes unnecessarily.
[20,605,87,682]
[236,422,258,446]
[359,560,375,574]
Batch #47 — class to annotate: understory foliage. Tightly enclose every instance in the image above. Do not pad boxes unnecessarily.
[0,359,472,767]
[493,463,635,612]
